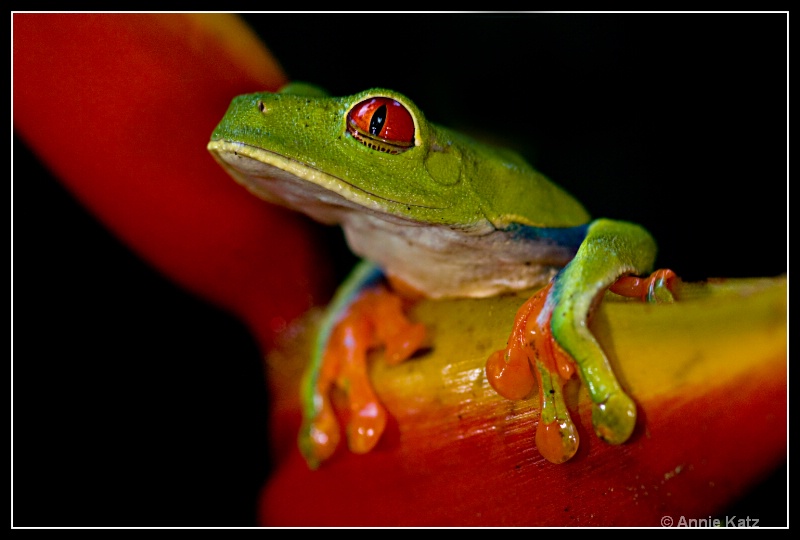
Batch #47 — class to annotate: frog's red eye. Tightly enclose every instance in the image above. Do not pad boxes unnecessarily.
[347,97,415,154]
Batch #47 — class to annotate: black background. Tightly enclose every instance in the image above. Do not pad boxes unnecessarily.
[13,13,787,526]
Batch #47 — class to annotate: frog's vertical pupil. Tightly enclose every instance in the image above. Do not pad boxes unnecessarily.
[369,104,387,136]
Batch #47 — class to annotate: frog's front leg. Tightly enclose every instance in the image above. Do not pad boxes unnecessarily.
[299,260,426,469]
[487,218,679,463]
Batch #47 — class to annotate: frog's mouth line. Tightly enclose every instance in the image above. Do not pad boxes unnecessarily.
[207,140,445,214]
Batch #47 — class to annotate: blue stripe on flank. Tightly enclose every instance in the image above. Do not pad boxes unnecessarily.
[504,222,590,252]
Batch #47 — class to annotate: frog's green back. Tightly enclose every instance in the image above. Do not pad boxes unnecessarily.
[440,126,590,228]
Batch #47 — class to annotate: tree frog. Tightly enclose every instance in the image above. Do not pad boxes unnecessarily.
[207,83,678,469]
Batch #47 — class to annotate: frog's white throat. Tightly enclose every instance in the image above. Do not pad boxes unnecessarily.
[208,140,572,298]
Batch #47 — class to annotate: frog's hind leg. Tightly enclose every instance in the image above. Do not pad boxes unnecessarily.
[298,260,426,469]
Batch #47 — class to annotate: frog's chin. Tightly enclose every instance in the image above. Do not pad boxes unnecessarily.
[207,139,573,298]
[207,140,430,226]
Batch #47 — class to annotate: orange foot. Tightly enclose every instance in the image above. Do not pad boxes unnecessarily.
[486,283,579,464]
[486,268,680,464]
[299,284,426,468]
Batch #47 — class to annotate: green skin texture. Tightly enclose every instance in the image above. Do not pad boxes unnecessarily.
[208,82,671,466]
